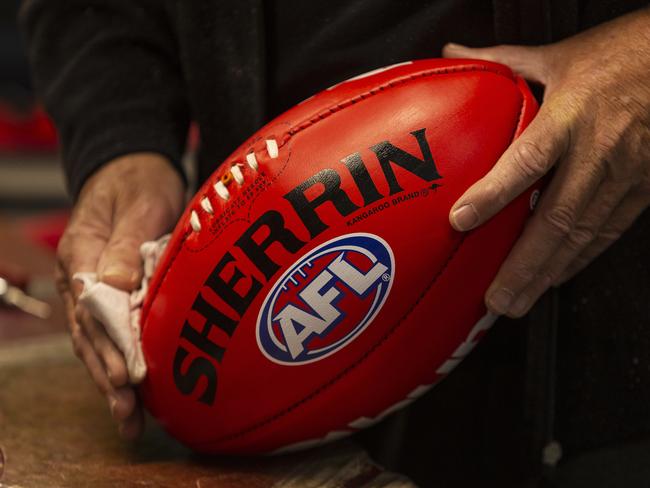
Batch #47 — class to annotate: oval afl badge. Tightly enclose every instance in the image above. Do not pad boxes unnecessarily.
[257,233,395,365]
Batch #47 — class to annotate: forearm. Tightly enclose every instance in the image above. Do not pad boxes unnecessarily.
[20,0,190,198]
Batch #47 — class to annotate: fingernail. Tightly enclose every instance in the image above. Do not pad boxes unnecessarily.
[452,204,479,231]
[102,266,137,284]
[488,288,515,314]
[445,42,468,50]
[509,294,530,317]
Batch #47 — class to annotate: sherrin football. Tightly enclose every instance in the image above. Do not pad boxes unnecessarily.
[140,58,540,454]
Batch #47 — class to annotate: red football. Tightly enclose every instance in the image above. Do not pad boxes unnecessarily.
[140,58,539,454]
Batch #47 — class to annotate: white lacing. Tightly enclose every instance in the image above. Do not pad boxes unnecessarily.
[189,139,278,232]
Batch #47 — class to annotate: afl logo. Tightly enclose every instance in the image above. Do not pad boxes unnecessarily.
[257,233,395,365]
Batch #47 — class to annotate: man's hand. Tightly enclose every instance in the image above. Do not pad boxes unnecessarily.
[56,153,184,439]
[443,8,650,318]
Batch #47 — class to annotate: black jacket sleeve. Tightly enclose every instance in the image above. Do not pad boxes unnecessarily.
[19,0,189,198]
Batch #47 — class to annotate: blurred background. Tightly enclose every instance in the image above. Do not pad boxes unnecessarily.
[0,0,67,341]
[0,0,64,209]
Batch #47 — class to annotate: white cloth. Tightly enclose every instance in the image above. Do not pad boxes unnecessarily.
[73,235,170,384]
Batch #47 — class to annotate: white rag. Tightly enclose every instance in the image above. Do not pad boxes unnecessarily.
[73,234,170,384]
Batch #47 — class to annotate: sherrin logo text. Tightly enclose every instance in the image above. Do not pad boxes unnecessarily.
[257,233,395,365]
[172,128,440,405]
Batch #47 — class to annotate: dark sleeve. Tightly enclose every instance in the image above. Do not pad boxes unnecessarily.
[19,0,190,198]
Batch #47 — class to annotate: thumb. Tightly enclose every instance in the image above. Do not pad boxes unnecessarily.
[97,228,145,292]
[442,42,549,84]
[97,203,165,291]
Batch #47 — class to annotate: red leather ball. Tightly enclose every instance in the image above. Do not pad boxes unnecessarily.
[140,58,540,454]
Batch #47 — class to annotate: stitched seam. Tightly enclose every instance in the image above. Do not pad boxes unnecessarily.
[276,64,504,150]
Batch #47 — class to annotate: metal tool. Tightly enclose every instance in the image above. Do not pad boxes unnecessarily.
[0,276,52,319]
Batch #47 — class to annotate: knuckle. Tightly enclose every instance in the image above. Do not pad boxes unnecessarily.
[511,140,551,180]
[56,227,89,271]
[508,262,537,286]
[605,99,641,135]
[565,226,596,251]
[56,225,83,256]
[544,205,576,237]
[582,157,607,182]
[56,234,72,264]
